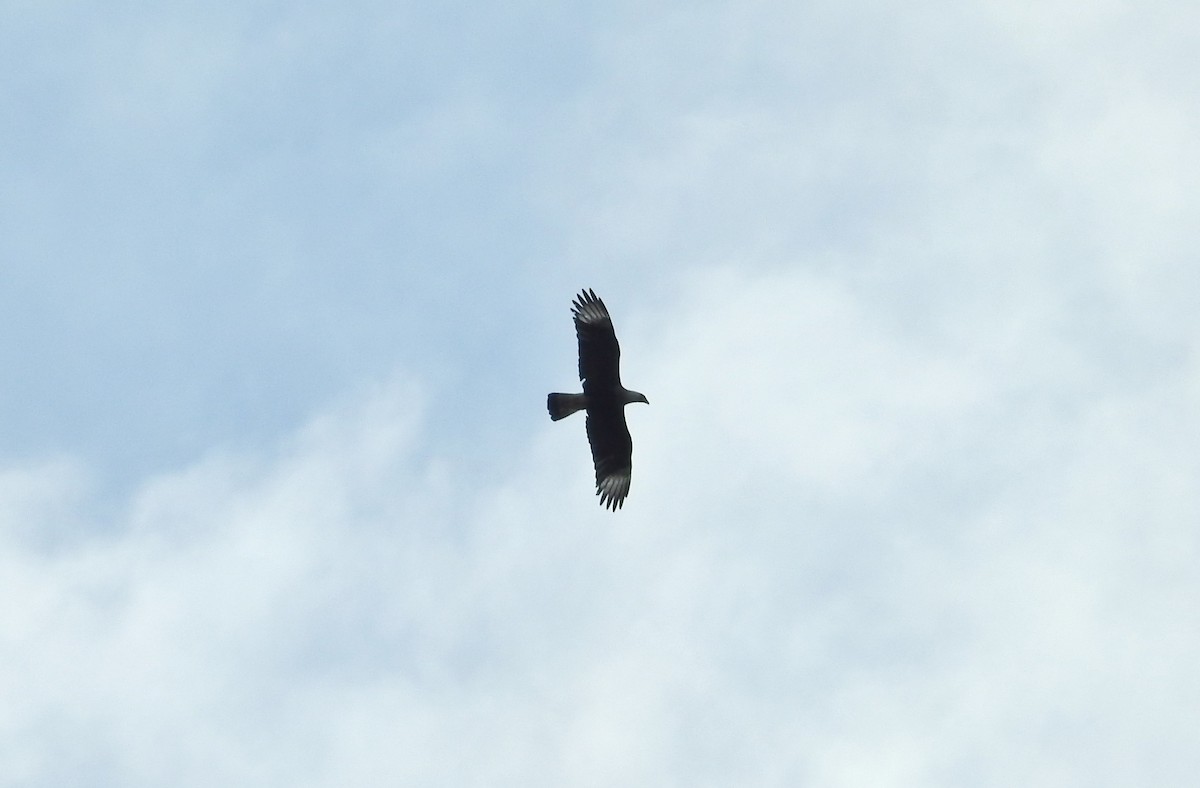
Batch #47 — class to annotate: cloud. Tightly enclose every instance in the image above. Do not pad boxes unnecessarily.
[4,256,1199,785]
[3,0,1199,784]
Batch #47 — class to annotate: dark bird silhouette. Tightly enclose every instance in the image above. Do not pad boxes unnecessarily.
[548,289,649,510]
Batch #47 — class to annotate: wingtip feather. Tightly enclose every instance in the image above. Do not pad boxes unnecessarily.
[596,471,631,511]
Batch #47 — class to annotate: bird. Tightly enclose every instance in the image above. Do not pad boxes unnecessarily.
[548,289,649,510]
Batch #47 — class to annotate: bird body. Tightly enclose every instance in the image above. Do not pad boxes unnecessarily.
[548,289,648,510]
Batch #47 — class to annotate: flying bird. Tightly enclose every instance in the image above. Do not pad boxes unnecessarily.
[548,289,649,510]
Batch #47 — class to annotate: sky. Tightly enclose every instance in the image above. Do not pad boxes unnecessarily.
[2,0,1199,784]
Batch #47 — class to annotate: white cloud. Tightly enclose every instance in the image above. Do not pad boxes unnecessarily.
[4,257,1198,784]
[3,0,1199,784]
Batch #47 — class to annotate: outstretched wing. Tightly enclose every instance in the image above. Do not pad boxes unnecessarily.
[585,405,633,510]
[572,289,621,394]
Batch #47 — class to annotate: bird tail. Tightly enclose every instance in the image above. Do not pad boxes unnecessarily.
[547,393,587,421]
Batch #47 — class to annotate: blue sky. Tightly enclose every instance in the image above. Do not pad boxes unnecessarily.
[3,1,1199,784]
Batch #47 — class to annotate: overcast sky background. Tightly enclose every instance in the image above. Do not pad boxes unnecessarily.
[3,1,1199,785]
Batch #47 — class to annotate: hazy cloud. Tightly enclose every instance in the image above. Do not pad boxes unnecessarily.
[2,0,1197,784]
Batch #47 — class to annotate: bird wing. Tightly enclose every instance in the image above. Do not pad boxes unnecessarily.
[572,288,621,394]
[585,406,633,510]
